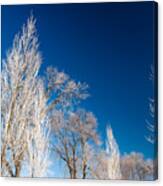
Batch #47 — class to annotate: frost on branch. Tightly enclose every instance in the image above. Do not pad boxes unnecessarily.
[25,80,51,177]
[45,67,89,111]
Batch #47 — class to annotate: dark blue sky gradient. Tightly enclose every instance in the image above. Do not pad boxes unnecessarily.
[2,2,156,158]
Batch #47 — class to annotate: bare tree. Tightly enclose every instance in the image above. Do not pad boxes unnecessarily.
[51,109,99,179]
[106,126,122,180]
[1,16,50,177]
[120,152,155,180]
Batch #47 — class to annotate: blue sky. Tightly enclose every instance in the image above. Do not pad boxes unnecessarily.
[2,2,156,159]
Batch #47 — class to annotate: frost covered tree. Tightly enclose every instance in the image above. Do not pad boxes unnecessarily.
[120,152,155,180]
[106,126,122,180]
[1,16,50,177]
[44,65,91,179]
[51,109,99,179]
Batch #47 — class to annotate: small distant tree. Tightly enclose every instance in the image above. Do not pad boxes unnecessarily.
[120,152,155,180]
[106,126,122,180]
